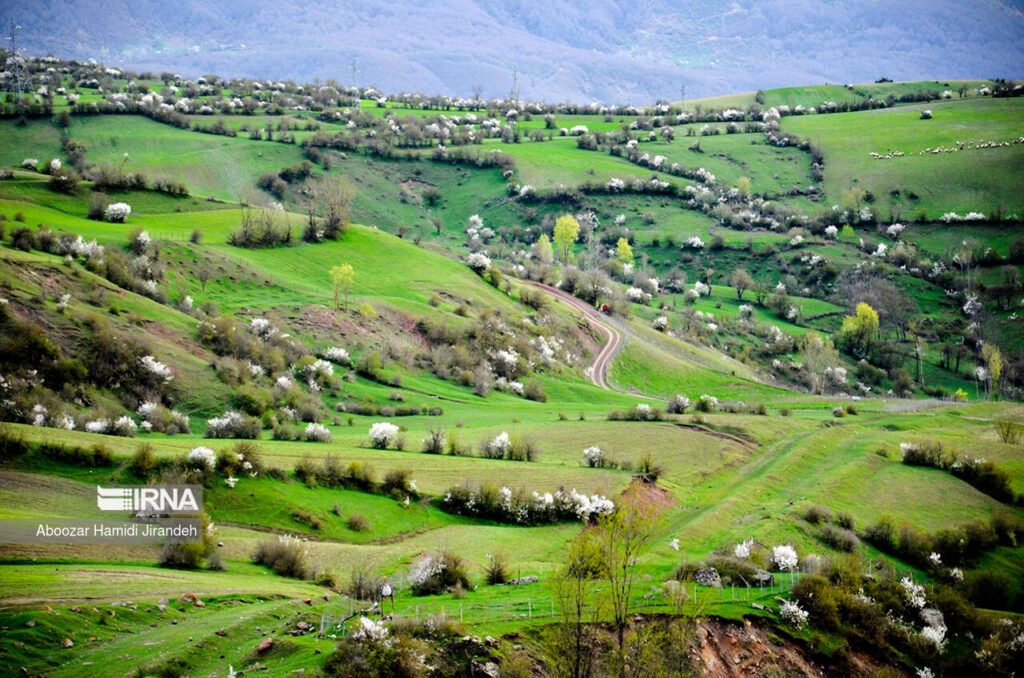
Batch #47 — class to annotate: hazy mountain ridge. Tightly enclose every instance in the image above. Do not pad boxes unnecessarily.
[5,0,1024,102]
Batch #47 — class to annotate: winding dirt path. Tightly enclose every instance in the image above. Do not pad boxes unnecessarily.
[525,281,623,390]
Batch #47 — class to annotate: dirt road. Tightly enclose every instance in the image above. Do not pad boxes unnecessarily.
[526,281,623,390]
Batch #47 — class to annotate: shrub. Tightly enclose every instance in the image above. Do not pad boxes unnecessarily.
[205,411,262,439]
[347,514,371,532]
[304,422,331,442]
[295,454,319,486]
[347,562,382,600]
[291,507,322,530]
[408,551,470,595]
[820,524,859,552]
[485,552,509,585]
[421,427,446,454]
[637,451,664,480]
[666,394,690,414]
[130,443,157,478]
[104,202,131,223]
[694,394,719,412]
[523,379,547,402]
[252,535,314,579]
[804,505,833,524]
[835,512,856,530]
[368,421,399,449]
[10,226,36,251]
[382,468,416,496]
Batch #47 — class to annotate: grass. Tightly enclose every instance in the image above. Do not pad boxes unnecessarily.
[782,97,1024,217]
[1,77,1023,676]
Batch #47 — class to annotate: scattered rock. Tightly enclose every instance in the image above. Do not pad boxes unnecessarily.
[70,607,80,613]
[471,661,500,678]
[215,629,228,637]
[62,638,74,648]
[304,598,313,606]
[484,636,499,647]
[194,600,205,608]
[108,610,116,617]
[157,603,167,612]
[695,567,722,588]
[43,605,52,611]
[322,593,331,601]
[920,608,946,631]
[506,575,538,586]
[217,541,224,547]
[257,637,273,653]
[751,603,766,610]
[25,620,35,627]
[179,592,202,605]
[171,620,178,625]
[753,569,775,587]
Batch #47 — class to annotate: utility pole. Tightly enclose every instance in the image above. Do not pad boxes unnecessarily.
[351,58,358,91]
[680,84,686,114]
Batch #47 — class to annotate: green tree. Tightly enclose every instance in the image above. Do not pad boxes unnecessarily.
[330,263,355,310]
[840,302,879,358]
[535,233,554,264]
[730,269,754,301]
[983,344,1003,399]
[736,176,752,197]
[594,483,660,676]
[554,214,581,266]
[548,528,603,678]
[615,237,633,266]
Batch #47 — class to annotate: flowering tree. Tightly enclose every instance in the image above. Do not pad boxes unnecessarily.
[104,202,131,223]
[369,422,399,449]
[534,233,553,264]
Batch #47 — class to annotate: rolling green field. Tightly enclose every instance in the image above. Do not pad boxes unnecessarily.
[1,72,1023,677]
[782,97,1024,217]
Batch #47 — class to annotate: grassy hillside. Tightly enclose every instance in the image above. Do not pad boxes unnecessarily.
[1,69,1023,677]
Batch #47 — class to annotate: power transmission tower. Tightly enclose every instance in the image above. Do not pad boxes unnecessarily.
[6,19,26,99]
[508,64,520,107]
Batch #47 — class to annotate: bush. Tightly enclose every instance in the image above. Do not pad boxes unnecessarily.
[294,454,319,486]
[347,561,382,600]
[485,552,509,585]
[804,505,833,524]
[421,427,446,454]
[382,468,415,496]
[130,443,157,478]
[666,394,690,414]
[10,226,36,251]
[409,551,470,596]
[291,507,322,530]
[523,379,547,402]
[347,514,371,532]
[862,515,897,549]
[252,535,314,579]
[820,524,859,552]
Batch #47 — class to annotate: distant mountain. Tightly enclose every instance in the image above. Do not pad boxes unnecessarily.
[5,0,1024,103]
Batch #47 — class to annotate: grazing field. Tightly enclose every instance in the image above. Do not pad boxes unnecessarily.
[1,68,1023,677]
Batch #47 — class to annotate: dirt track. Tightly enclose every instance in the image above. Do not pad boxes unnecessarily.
[526,281,623,391]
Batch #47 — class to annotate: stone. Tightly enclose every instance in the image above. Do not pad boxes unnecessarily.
[215,629,227,637]
[485,635,499,647]
[506,575,538,586]
[25,620,35,627]
[257,637,273,653]
[920,608,945,631]
[62,638,74,648]
[304,598,313,605]
[471,661,500,678]
[753,569,775,587]
[179,592,201,605]
[194,600,205,608]
[157,604,167,612]
[695,567,722,588]
[751,603,766,610]
[322,593,331,601]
